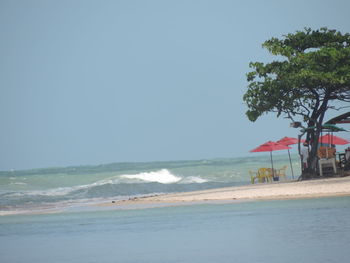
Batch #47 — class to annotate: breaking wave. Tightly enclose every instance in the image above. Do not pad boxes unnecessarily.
[0,169,216,208]
[120,169,182,184]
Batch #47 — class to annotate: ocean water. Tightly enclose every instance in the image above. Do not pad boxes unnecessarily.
[0,155,301,215]
[0,197,349,263]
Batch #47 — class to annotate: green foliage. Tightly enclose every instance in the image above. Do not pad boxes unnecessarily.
[243,28,350,123]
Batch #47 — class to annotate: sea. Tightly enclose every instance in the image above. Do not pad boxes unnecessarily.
[0,155,300,215]
[1,155,350,263]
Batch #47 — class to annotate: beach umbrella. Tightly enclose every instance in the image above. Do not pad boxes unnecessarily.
[301,124,347,133]
[250,141,291,177]
[322,124,347,132]
[319,134,350,145]
[277,137,305,179]
[277,137,303,146]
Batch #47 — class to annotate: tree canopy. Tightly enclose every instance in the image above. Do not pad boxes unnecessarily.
[243,28,350,128]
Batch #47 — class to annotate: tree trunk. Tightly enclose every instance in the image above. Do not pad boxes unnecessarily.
[300,97,329,180]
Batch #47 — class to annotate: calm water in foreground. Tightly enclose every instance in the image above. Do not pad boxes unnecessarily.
[1,196,349,263]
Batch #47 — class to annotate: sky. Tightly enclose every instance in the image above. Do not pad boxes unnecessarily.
[1,0,350,170]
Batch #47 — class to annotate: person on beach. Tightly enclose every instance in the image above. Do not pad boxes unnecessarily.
[301,142,309,170]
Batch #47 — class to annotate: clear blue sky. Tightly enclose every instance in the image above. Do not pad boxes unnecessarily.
[1,0,350,170]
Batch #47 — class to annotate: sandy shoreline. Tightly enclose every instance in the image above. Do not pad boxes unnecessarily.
[97,176,350,209]
[2,176,350,216]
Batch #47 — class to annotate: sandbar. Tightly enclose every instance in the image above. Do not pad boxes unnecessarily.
[97,176,350,209]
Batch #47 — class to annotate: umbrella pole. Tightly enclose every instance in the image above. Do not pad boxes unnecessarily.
[288,149,294,179]
[270,151,274,178]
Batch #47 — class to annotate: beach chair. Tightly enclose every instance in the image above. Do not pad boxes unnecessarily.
[318,146,337,176]
[276,165,288,181]
[257,168,274,183]
[249,170,258,184]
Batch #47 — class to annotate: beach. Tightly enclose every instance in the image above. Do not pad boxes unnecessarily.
[100,176,350,209]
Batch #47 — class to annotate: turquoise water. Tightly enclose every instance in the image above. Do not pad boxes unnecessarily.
[0,155,301,214]
[1,197,349,263]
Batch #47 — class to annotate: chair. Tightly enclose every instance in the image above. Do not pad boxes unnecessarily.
[337,153,346,168]
[249,170,258,184]
[318,146,337,176]
[318,159,337,176]
[318,146,336,159]
[276,165,288,181]
[257,168,274,183]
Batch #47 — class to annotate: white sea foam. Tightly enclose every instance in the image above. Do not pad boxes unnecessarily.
[181,176,208,184]
[3,170,205,199]
[121,169,182,184]
[5,178,120,197]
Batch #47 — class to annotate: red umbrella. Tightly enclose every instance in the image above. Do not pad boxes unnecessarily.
[277,137,305,179]
[250,141,291,177]
[277,136,305,146]
[250,141,292,152]
[319,134,349,145]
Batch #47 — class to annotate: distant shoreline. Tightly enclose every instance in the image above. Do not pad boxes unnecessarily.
[96,176,350,209]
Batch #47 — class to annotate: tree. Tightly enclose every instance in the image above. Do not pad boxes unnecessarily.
[243,28,350,178]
